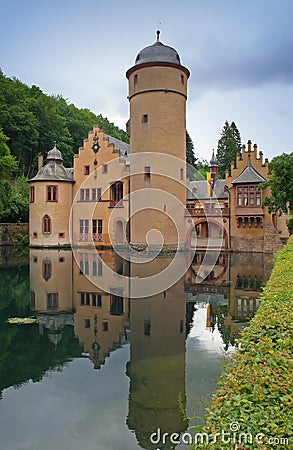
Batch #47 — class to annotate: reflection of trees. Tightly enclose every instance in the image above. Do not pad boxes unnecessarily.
[214,305,237,352]
[0,265,82,397]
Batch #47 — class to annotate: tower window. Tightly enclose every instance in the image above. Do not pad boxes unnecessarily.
[181,74,185,85]
[46,185,58,202]
[144,166,151,184]
[42,260,52,281]
[134,74,138,85]
[30,186,35,203]
[180,168,184,180]
[47,293,58,310]
[142,114,148,123]
[102,164,108,174]
[42,215,52,234]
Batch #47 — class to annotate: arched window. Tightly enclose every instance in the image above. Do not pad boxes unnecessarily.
[43,215,52,234]
[42,260,52,281]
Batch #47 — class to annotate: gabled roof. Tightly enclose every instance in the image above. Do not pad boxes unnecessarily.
[186,179,228,200]
[232,155,265,184]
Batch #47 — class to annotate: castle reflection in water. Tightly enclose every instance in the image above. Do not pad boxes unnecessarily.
[28,248,272,448]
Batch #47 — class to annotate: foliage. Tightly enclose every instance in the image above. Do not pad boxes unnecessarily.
[0,71,129,177]
[260,152,293,218]
[0,264,83,396]
[190,242,293,449]
[0,128,17,181]
[0,176,29,222]
[287,216,293,235]
[186,131,198,179]
[194,159,209,180]
[216,120,242,178]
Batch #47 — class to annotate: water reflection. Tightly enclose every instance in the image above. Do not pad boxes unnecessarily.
[0,248,272,449]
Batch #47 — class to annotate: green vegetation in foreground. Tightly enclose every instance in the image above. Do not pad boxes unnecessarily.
[190,239,293,450]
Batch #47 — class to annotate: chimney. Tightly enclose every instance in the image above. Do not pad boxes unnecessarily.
[38,155,43,170]
[247,140,252,152]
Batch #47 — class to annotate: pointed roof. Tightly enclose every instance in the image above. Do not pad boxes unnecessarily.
[29,144,74,182]
[135,30,181,65]
[210,149,218,166]
[232,153,265,184]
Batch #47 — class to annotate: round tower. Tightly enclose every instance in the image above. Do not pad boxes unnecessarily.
[29,145,74,246]
[126,31,190,248]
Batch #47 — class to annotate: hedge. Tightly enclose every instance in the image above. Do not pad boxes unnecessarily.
[190,240,293,449]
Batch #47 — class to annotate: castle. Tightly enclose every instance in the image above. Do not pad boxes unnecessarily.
[29,33,289,253]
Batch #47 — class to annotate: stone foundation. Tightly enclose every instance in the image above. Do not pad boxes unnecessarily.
[231,236,264,253]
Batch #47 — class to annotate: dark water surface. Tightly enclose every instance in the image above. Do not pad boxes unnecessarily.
[0,248,272,450]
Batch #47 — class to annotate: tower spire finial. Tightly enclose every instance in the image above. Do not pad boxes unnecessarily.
[156,28,160,42]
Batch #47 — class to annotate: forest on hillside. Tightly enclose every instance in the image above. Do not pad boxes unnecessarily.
[0,71,130,222]
[0,70,129,178]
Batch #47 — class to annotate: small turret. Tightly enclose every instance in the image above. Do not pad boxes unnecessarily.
[210,149,218,178]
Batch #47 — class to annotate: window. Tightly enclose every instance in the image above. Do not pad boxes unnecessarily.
[85,188,90,201]
[180,168,184,180]
[134,74,138,85]
[142,114,148,123]
[42,215,52,234]
[84,165,90,175]
[30,186,35,203]
[47,293,58,310]
[102,164,108,174]
[110,294,123,316]
[46,185,58,202]
[92,188,101,201]
[110,182,123,206]
[92,219,102,234]
[237,185,262,207]
[93,259,103,276]
[84,319,91,329]
[80,189,85,201]
[144,166,151,185]
[181,74,185,85]
[102,321,108,331]
[79,219,89,234]
[92,293,97,306]
[42,260,52,281]
[59,232,65,238]
[144,319,151,336]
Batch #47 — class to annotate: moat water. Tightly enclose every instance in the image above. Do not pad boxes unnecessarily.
[0,248,272,450]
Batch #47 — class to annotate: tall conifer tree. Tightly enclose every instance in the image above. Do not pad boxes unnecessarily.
[216,120,241,178]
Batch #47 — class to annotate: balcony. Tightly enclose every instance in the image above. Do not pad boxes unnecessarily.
[186,204,229,218]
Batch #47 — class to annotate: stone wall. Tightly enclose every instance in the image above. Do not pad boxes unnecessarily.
[231,235,264,252]
[0,223,29,246]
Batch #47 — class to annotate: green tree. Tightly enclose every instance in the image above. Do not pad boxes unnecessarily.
[260,153,293,229]
[186,131,198,179]
[0,128,17,180]
[216,120,241,178]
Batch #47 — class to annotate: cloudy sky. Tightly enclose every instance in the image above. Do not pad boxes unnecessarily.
[1,0,293,161]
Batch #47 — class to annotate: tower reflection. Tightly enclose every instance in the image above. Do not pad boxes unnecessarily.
[127,258,187,449]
